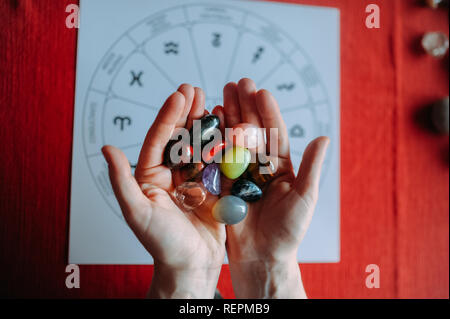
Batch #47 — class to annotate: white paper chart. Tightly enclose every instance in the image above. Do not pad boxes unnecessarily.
[69,0,340,264]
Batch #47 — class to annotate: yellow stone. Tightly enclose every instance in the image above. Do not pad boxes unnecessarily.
[220,146,251,180]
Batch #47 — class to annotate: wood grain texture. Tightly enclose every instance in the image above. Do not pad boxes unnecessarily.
[0,0,447,298]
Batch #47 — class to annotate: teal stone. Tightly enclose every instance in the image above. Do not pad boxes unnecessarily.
[231,179,262,202]
[212,195,248,225]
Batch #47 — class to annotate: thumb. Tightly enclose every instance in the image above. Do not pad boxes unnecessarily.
[102,145,151,228]
[293,136,330,207]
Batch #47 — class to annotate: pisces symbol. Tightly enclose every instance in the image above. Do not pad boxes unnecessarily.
[130,71,143,87]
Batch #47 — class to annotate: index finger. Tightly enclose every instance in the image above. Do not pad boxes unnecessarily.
[136,91,186,170]
[256,89,290,158]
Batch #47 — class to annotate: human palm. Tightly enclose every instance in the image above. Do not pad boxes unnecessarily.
[102,84,225,271]
[215,79,329,264]
[102,79,329,299]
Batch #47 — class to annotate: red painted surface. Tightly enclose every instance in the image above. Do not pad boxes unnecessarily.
[0,0,448,298]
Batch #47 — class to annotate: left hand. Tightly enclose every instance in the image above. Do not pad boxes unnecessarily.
[102,84,226,298]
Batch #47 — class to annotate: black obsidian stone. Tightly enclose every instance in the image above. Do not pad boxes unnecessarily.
[231,179,263,202]
[190,114,220,147]
[163,138,192,168]
[164,139,179,168]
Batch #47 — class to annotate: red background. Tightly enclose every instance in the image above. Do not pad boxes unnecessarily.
[0,0,448,298]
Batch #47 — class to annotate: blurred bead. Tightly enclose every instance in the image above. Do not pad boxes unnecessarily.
[212,195,248,225]
[202,163,221,195]
[421,32,449,58]
[163,139,193,168]
[174,182,207,210]
[227,123,264,150]
[432,97,449,134]
[220,146,251,180]
[231,179,263,202]
[178,162,205,182]
[425,0,448,8]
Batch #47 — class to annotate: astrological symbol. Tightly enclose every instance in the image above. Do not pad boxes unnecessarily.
[277,82,295,91]
[130,71,143,87]
[252,46,264,63]
[212,33,221,47]
[290,124,304,138]
[113,116,132,131]
[164,42,179,55]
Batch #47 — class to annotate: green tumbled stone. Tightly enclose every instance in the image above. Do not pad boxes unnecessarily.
[219,146,251,180]
[212,195,248,225]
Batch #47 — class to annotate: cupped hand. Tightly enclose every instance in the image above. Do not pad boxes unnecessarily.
[214,78,329,298]
[102,84,225,298]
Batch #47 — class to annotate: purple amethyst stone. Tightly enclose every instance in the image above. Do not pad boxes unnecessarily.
[202,163,221,195]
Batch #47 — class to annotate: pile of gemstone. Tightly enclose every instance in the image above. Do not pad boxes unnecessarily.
[163,114,274,225]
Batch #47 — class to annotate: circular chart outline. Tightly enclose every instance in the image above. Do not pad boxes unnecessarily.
[82,2,334,220]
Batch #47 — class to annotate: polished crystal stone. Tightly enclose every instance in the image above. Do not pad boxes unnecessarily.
[202,163,221,195]
[220,146,251,180]
[231,179,263,202]
[244,156,276,187]
[174,182,207,210]
[432,97,449,134]
[179,162,205,182]
[227,123,264,150]
[163,139,193,168]
[190,114,221,147]
[421,32,449,58]
[212,195,248,225]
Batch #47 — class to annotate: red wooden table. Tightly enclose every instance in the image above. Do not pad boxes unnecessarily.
[0,0,448,298]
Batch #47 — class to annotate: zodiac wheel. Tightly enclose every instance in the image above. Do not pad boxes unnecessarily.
[82,3,333,219]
